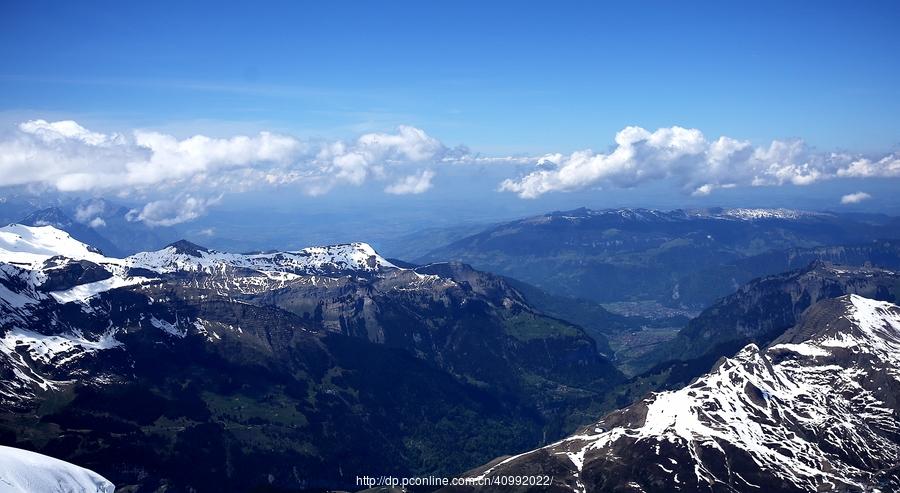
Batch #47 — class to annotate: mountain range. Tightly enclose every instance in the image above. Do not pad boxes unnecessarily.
[1,205,899,492]
[420,207,900,309]
[0,224,624,491]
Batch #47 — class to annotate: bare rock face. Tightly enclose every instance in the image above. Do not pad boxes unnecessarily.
[641,261,900,374]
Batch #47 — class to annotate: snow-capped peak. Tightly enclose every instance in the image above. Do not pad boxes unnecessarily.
[0,224,396,277]
[126,240,396,275]
[0,224,110,269]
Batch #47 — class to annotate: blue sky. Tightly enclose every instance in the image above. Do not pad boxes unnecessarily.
[2,0,898,153]
[0,0,899,244]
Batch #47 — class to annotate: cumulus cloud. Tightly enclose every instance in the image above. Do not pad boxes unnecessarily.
[5,120,303,192]
[0,119,453,224]
[126,195,223,227]
[840,191,872,204]
[3,120,899,224]
[19,119,119,146]
[87,217,107,228]
[384,170,435,195]
[0,120,448,194]
[837,155,900,178]
[74,200,108,224]
[500,126,900,198]
[312,126,445,194]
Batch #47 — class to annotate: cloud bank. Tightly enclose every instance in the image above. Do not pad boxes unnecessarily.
[3,120,445,194]
[2,120,898,224]
[499,126,900,198]
[0,120,447,224]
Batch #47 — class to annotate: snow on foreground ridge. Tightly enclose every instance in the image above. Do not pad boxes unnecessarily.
[467,294,900,492]
[0,445,113,493]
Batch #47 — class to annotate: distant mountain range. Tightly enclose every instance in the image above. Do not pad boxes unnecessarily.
[420,207,900,308]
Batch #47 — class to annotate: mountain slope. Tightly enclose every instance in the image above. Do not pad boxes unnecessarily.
[0,224,623,491]
[675,239,900,306]
[637,262,900,376]
[446,295,900,493]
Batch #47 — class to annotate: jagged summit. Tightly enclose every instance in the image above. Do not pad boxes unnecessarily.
[19,207,75,228]
[648,260,900,371]
[164,239,210,256]
[773,294,900,356]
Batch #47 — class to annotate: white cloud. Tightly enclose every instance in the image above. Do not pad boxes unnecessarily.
[0,120,447,196]
[837,155,900,178]
[87,217,106,228]
[126,195,222,227]
[312,126,445,194]
[74,200,108,224]
[840,191,872,204]
[0,119,452,224]
[356,125,444,162]
[384,170,435,195]
[19,119,120,146]
[1,120,301,193]
[3,120,899,225]
[499,126,900,198]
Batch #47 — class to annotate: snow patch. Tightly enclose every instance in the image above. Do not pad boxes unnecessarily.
[49,276,152,304]
[0,328,121,366]
[150,318,186,338]
[0,445,114,492]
